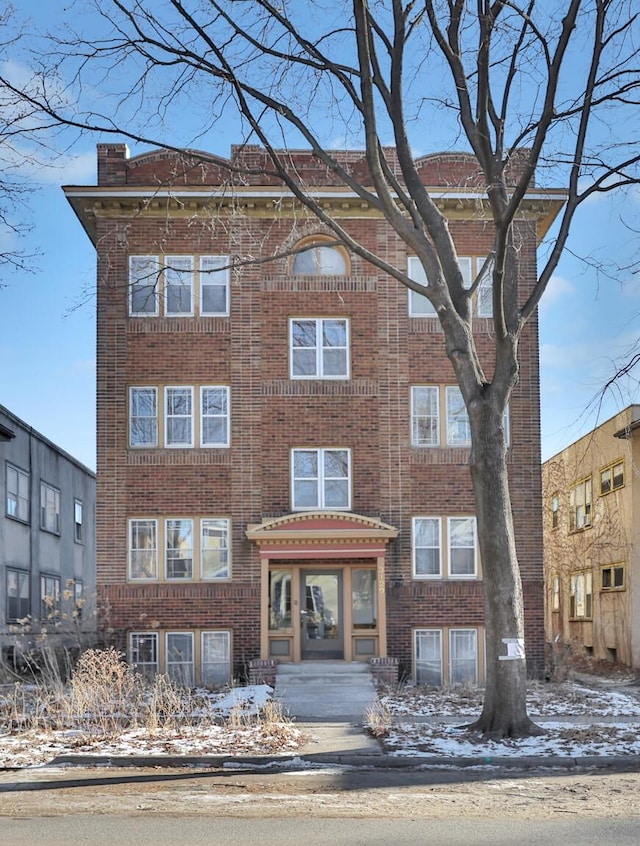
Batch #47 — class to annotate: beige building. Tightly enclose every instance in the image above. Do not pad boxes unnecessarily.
[543,406,640,668]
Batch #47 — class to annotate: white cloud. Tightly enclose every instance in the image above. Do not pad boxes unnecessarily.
[539,274,576,312]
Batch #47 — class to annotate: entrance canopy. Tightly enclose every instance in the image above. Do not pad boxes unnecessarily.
[246,511,398,559]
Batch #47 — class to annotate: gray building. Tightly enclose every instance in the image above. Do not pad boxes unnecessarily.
[1,404,96,671]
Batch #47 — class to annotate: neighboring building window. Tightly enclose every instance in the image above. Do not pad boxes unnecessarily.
[6,463,29,522]
[290,318,349,379]
[165,518,194,580]
[74,499,83,543]
[164,255,194,316]
[448,517,477,578]
[450,629,478,684]
[130,387,158,447]
[200,386,230,447]
[445,386,471,447]
[73,580,84,619]
[6,569,30,622]
[166,632,194,687]
[130,632,159,681]
[551,574,560,612]
[291,448,351,510]
[40,574,61,622]
[129,255,160,316]
[200,255,229,316]
[411,386,440,446]
[569,570,593,619]
[412,517,441,578]
[165,387,194,447]
[292,242,347,275]
[40,482,60,534]
[129,519,158,580]
[551,494,559,530]
[569,477,592,531]
[414,627,479,686]
[414,629,443,685]
[201,519,230,580]
[202,631,231,686]
[600,460,624,495]
[601,563,625,591]
[476,256,494,318]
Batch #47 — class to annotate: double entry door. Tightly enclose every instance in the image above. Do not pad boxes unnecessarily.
[300,570,344,660]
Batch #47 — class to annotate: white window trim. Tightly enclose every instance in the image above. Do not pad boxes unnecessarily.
[129,386,158,448]
[289,318,350,380]
[128,518,159,581]
[414,628,443,686]
[201,630,231,686]
[129,631,159,676]
[6,463,29,522]
[129,255,160,317]
[200,386,230,448]
[200,518,231,581]
[199,255,230,317]
[165,518,195,581]
[166,631,195,686]
[291,447,352,511]
[410,386,440,447]
[445,386,471,447]
[164,255,195,317]
[164,386,195,448]
[447,516,478,579]
[74,498,83,544]
[40,482,61,534]
[476,256,494,318]
[449,628,479,685]
[412,516,442,579]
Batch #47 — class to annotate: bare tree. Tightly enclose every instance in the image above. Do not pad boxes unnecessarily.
[3,0,640,736]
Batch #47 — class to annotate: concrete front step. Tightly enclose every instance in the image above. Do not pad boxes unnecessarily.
[274,660,378,721]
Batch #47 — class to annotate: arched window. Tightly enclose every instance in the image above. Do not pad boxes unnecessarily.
[292,239,348,275]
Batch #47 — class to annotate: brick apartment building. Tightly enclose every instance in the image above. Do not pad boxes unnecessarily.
[64,143,559,687]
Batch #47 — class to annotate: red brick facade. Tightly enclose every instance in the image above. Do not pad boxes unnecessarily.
[66,143,547,684]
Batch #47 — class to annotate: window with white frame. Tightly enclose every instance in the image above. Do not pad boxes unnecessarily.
[569,570,593,619]
[551,574,560,612]
[74,499,83,543]
[129,519,158,580]
[412,517,441,577]
[165,387,194,447]
[411,386,440,446]
[165,255,194,316]
[129,255,160,316]
[292,242,347,275]
[200,386,230,447]
[445,386,471,447]
[414,629,442,685]
[166,632,194,686]
[569,477,592,531]
[40,482,60,534]
[165,519,194,580]
[408,256,472,316]
[129,254,229,317]
[290,318,349,379]
[130,632,159,681]
[130,387,158,447]
[448,517,477,578]
[6,569,30,622]
[6,463,29,522]
[292,448,351,510]
[201,519,230,580]
[450,629,478,684]
[40,574,61,621]
[202,631,231,686]
[476,256,494,317]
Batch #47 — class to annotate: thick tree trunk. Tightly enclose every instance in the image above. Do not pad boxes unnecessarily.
[466,399,542,738]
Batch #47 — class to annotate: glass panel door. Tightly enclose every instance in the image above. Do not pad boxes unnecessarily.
[300,571,343,659]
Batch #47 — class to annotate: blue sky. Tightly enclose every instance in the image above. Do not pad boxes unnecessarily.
[1,3,639,471]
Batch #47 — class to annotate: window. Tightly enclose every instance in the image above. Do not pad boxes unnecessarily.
[200,387,230,447]
[129,519,158,580]
[601,563,625,591]
[290,318,349,379]
[408,256,472,316]
[476,257,494,318]
[40,574,61,622]
[130,254,229,317]
[165,387,193,447]
[600,460,624,495]
[201,519,230,580]
[551,494,559,530]
[73,580,84,619]
[569,477,592,531]
[165,519,194,580]
[414,628,480,686]
[6,464,29,522]
[413,517,441,577]
[292,242,347,275]
[411,386,440,446]
[6,569,30,622]
[448,517,477,577]
[414,629,443,685]
[446,386,471,447]
[450,629,478,684]
[551,574,560,612]
[202,631,231,686]
[74,499,83,543]
[292,448,351,510]
[164,255,194,316]
[200,256,229,316]
[130,387,158,447]
[569,570,593,619]
[40,482,60,534]
[130,632,158,681]
[166,632,194,687]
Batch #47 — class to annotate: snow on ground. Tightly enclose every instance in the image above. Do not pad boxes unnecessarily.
[2,678,640,768]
